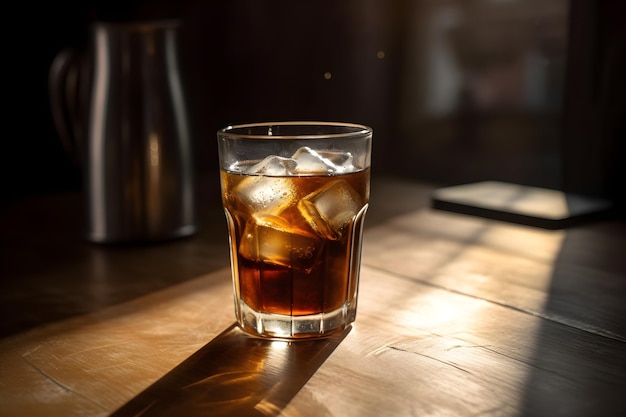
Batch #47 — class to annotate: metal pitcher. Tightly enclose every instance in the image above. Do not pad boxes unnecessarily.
[50,20,197,243]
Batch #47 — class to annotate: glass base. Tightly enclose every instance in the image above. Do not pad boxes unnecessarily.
[237,300,355,339]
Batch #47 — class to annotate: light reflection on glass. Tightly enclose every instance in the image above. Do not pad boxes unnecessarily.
[147,131,162,228]
[149,133,160,167]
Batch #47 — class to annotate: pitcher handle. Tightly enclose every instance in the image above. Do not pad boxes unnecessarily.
[48,47,89,166]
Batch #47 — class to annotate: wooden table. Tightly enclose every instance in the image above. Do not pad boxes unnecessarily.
[1,175,625,416]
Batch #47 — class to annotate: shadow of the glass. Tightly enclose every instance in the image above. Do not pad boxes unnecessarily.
[111,323,351,417]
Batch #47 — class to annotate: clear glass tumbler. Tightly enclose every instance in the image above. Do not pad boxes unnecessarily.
[217,122,372,338]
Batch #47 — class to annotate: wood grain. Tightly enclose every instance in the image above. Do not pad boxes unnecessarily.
[1,177,625,416]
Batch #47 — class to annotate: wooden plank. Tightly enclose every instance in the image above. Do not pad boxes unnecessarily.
[362,209,626,341]
[285,266,626,417]
[0,193,231,338]
[1,180,625,417]
[3,262,623,417]
[0,269,235,417]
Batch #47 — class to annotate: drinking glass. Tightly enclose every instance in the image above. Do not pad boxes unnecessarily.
[217,122,372,338]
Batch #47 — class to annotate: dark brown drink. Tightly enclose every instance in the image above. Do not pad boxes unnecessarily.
[221,167,369,322]
[218,122,372,338]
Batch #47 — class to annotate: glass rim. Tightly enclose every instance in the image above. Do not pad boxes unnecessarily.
[218,121,372,140]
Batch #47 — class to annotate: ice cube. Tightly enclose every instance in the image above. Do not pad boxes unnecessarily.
[298,179,363,240]
[292,147,338,174]
[248,155,297,176]
[233,175,297,216]
[239,215,323,271]
[317,150,355,173]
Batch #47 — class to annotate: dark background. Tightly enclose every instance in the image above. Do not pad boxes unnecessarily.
[3,0,625,211]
